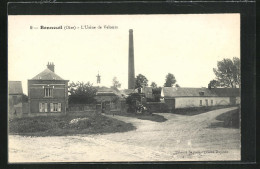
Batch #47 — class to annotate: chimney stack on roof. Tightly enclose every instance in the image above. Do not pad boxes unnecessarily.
[47,62,55,72]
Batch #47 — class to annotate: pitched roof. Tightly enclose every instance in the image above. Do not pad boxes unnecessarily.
[162,87,240,98]
[31,68,64,80]
[96,86,123,98]
[9,81,23,94]
[211,88,240,97]
[120,89,137,95]
[96,92,117,96]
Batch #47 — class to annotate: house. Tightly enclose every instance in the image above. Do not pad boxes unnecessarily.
[161,87,240,109]
[28,62,69,114]
[211,88,240,105]
[8,81,24,114]
[95,86,125,113]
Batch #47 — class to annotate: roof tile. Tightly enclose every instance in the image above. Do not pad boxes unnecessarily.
[162,87,240,97]
[31,68,64,80]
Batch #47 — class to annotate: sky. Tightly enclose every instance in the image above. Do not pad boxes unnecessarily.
[8,14,240,95]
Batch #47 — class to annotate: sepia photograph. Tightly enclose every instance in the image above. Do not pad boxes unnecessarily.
[8,14,241,162]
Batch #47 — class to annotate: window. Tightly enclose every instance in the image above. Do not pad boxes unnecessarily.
[39,103,48,112]
[50,103,61,112]
[200,100,202,106]
[211,100,213,106]
[205,99,208,106]
[44,87,53,97]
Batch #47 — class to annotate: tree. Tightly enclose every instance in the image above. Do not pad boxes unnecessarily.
[213,57,240,88]
[135,74,148,92]
[22,94,28,102]
[68,81,97,104]
[208,79,220,89]
[150,82,157,88]
[125,94,135,113]
[233,57,241,88]
[175,84,180,87]
[112,77,121,89]
[164,73,177,87]
[152,87,162,102]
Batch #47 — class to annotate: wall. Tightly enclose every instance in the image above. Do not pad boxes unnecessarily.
[28,81,67,99]
[175,97,230,108]
[164,99,175,110]
[68,104,96,112]
[68,100,126,113]
[8,103,29,118]
[28,80,68,114]
[9,95,23,106]
[8,95,23,115]
[22,103,29,114]
[146,102,169,113]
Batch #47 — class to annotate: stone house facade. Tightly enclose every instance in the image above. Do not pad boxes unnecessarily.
[28,63,69,114]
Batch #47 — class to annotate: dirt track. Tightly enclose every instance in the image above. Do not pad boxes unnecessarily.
[9,107,240,162]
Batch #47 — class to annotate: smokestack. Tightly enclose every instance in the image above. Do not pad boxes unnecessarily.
[128,29,135,89]
[47,62,55,72]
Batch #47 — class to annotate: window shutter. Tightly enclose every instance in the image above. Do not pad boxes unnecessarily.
[39,103,42,112]
[58,103,61,112]
[50,103,53,112]
[45,103,48,112]
[44,88,46,97]
[42,103,45,112]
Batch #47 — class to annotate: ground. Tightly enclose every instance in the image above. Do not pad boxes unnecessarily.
[8,107,240,162]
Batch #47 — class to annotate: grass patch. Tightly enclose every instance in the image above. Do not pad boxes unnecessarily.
[118,113,167,122]
[9,112,136,136]
[210,108,240,129]
[173,105,236,116]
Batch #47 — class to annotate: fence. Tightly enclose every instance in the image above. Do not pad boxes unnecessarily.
[68,104,96,112]
[145,102,170,113]
[68,102,127,114]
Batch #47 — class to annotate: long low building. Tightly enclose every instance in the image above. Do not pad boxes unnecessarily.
[161,87,240,109]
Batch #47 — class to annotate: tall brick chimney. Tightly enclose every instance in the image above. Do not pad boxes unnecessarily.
[128,29,135,89]
[47,62,55,72]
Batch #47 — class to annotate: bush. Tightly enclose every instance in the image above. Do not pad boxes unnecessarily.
[173,105,235,116]
[214,108,239,128]
[9,113,136,136]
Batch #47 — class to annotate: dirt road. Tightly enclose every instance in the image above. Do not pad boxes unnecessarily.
[9,107,240,162]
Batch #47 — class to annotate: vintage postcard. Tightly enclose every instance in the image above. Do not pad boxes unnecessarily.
[8,14,241,162]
